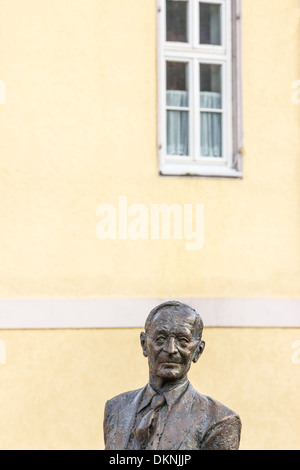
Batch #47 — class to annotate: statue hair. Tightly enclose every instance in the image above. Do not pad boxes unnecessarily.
[144,300,204,340]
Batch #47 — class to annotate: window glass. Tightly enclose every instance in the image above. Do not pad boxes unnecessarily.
[200,63,222,109]
[199,2,221,45]
[166,0,188,42]
[167,61,189,106]
[200,113,222,157]
[200,63,222,157]
[166,61,189,156]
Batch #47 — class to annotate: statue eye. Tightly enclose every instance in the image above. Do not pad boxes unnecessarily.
[156,336,166,344]
[179,337,189,345]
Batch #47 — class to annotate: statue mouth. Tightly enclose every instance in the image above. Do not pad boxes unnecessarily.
[159,361,181,366]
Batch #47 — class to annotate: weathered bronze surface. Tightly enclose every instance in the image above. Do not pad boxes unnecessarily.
[104,301,242,450]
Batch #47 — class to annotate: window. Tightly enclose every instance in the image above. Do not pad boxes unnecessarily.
[157,0,243,177]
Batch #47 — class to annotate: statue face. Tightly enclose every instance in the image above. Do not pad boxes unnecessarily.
[141,309,204,384]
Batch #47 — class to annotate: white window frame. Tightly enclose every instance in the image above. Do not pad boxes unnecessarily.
[157,0,243,178]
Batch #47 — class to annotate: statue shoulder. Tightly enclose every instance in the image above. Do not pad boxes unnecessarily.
[189,387,241,449]
[104,387,144,414]
[191,386,239,419]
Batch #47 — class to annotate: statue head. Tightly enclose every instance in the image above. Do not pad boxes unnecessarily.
[140,301,205,388]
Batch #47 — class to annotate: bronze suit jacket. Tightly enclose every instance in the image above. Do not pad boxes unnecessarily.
[104,382,241,450]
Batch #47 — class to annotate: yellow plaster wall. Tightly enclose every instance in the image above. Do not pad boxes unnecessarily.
[0,0,299,298]
[0,0,299,451]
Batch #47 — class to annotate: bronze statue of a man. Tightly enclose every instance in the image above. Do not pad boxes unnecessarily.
[104,301,241,450]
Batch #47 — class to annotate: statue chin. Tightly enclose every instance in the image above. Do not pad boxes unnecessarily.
[156,363,184,381]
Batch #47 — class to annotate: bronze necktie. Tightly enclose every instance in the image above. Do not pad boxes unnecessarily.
[135,393,166,449]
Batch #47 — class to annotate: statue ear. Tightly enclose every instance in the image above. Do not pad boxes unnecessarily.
[140,332,148,357]
[192,340,205,363]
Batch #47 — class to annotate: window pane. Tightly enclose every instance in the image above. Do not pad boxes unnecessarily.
[166,62,189,156]
[200,63,221,109]
[167,110,189,156]
[200,112,222,157]
[199,2,221,45]
[167,61,189,107]
[166,0,188,42]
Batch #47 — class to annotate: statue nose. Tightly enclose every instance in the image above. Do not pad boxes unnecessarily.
[164,336,177,354]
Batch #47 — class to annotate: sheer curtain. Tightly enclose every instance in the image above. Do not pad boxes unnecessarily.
[166,90,222,158]
[200,91,222,158]
[166,90,189,156]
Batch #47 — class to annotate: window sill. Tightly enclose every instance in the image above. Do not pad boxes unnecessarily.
[159,163,243,178]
